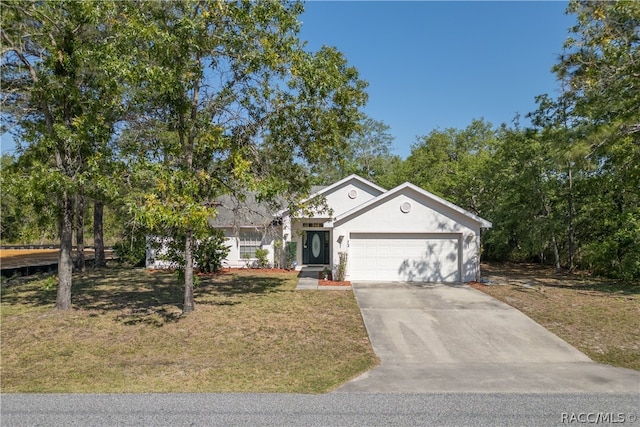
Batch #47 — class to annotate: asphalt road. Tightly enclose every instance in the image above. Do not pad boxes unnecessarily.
[2,392,639,426]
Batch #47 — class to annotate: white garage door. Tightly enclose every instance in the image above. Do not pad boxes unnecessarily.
[349,233,461,282]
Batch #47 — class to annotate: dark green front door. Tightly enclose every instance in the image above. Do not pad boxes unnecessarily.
[303,231,330,264]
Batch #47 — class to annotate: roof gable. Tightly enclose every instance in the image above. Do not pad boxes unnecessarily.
[329,182,492,228]
[278,174,386,217]
[312,174,386,199]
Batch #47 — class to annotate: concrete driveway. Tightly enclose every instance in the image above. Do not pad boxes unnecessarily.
[336,282,640,393]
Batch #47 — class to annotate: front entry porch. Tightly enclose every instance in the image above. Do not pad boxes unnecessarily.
[302,230,330,265]
[295,266,351,290]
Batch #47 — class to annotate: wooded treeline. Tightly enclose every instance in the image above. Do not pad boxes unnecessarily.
[308,1,640,281]
[1,0,638,314]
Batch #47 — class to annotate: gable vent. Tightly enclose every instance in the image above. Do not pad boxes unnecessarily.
[400,202,412,213]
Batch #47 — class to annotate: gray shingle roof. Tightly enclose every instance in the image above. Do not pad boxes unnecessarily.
[208,193,280,228]
[208,186,327,229]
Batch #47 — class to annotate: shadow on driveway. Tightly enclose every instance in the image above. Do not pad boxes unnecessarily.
[336,282,640,393]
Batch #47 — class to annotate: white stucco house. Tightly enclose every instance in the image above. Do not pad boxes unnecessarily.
[146,192,282,270]
[146,174,492,282]
[282,175,492,282]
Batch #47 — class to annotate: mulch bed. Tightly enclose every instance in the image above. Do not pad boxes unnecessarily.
[196,268,296,276]
[318,280,351,287]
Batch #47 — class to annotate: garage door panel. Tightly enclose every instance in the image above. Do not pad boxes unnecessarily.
[350,233,460,282]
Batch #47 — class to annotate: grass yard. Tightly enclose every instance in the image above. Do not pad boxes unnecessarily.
[3,260,637,394]
[1,268,378,393]
[471,262,640,371]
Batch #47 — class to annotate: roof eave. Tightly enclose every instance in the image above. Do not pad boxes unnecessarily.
[277,174,387,217]
[333,182,493,228]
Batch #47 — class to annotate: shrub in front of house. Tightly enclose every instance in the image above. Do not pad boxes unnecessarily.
[194,230,231,273]
[114,232,147,267]
[255,248,270,268]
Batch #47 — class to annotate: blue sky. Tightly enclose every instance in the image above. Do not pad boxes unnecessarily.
[298,0,574,158]
[1,1,574,159]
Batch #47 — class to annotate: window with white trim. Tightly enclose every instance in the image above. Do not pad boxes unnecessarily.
[239,230,262,258]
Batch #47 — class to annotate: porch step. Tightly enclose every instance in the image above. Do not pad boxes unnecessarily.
[295,266,351,290]
[296,277,319,290]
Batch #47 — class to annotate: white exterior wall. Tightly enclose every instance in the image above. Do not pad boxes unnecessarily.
[146,236,179,269]
[222,228,276,268]
[146,229,277,270]
[317,181,382,218]
[332,189,482,282]
[284,180,383,267]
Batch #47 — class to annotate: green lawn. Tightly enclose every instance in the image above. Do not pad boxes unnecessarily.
[1,268,378,393]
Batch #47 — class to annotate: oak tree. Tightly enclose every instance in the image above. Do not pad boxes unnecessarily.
[1,1,129,308]
[122,0,367,313]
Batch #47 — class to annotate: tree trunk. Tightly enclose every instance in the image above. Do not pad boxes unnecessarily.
[551,234,562,273]
[76,193,85,272]
[567,164,575,272]
[55,191,74,310]
[181,55,200,315]
[183,230,195,314]
[93,200,106,268]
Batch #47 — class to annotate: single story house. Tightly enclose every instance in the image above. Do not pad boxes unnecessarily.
[146,192,282,270]
[146,174,492,282]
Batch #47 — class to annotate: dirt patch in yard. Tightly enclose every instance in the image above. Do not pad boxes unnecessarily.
[472,262,640,371]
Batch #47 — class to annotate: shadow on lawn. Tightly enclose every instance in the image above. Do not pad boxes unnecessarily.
[482,262,640,296]
[1,268,290,327]
[530,281,640,296]
[201,272,287,296]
